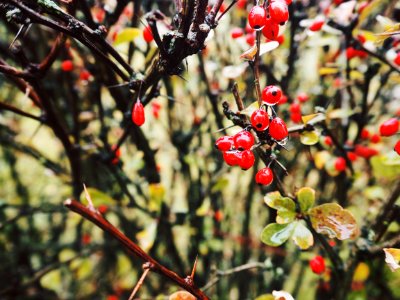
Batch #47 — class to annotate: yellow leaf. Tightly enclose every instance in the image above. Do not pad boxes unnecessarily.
[319,67,339,75]
[113,27,141,45]
[353,262,370,282]
[240,45,257,60]
[302,113,319,124]
[383,248,400,272]
[300,131,320,145]
[314,151,331,170]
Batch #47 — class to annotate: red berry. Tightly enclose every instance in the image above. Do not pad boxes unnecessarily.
[278,94,288,105]
[111,145,121,165]
[132,99,145,126]
[215,136,234,151]
[346,47,356,60]
[143,26,153,43]
[234,131,255,150]
[231,27,244,39]
[107,295,119,300]
[357,34,366,44]
[297,92,309,103]
[394,53,400,66]
[289,102,301,114]
[394,140,400,155]
[151,101,161,119]
[61,60,74,72]
[269,117,288,140]
[347,151,357,161]
[82,233,91,245]
[255,167,274,185]
[370,134,381,144]
[276,34,285,44]
[248,6,267,30]
[324,136,333,146]
[262,85,282,105]
[245,23,255,34]
[238,150,255,170]
[309,255,326,275]
[98,204,108,214]
[379,118,399,137]
[214,210,223,222]
[290,112,302,123]
[262,18,280,40]
[79,69,91,81]
[360,128,370,139]
[334,157,346,172]
[251,109,270,131]
[269,1,289,24]
[309,19,324,32]
[354,145,378,159]
[245,33,255,45]
[237,0,247,9]
[223,150,241,166]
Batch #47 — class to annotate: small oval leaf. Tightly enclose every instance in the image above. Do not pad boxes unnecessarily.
[260,223,295,247]
[292,221,314,250]
[113,27,141,45]
[300,131,320,145]
[297,187,315,212]
[383,248,400,272]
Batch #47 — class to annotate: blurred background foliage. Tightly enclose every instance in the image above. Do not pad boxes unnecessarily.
[1,0,400,299]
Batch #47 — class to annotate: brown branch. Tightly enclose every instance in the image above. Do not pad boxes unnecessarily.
[64,199,210,300]
[0,101,44,122]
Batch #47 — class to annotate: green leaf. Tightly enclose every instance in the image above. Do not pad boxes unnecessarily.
[79,187,115,205]
[308,203,359,240]
[300,131,320,145]
[260,223,295,247]
[371,155,400,180]
[40,269,62,293]
[292,221,314,250]
[383,248,400,272]
[297,187,315,212]
[264,193,295,212]
[113,28,141,45]
[276,210,296,224]
[254,294,274,300]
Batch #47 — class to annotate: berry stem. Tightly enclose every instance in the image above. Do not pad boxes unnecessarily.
[253,30,263,107]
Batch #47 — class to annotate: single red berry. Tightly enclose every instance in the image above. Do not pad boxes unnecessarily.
[151,101,161,119]
[79,69,91,81]
[215,136,234,151]
[251,109,270,131]
[394,53,400,66]
[231,27,244,39]
[309,255,326,275]
[214,210,223,222]
[278,94,288,105]
[357,34,366,44]
[276,34,285,44]
[347,151,357,161]
[82,233,91,245]
[309,19,324,32]
[255,167,274,185]
[334,0,343,5]
[262,18,280,40]
[248,6,267,30]
[360,128,370,139]
[143,25,153,43]
[297,92,309,103]
[379,118,399,136]
[346,47,356,60]
[324,136,333,146]
[61,60,74,72]
[223,150,241,166]
[290,112,302,123]
[234,131,254,150]
[238,150,255,170]
[370,134,381,144]
[237,0,247,9]
[334,157,346,172]
[245,33,256,45]
[289,102,301,114]
[262,85,282,105]
[245,23,255,34]
[269,1,289,24]
[354,145,378,159]
[111,145,121,165]
[132,99,145,126]
[269,117,288,140]
[106,295,119,300]
[394,140,400,155]
[98,204,108,214]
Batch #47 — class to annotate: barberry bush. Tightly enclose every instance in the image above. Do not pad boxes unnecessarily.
[0,0,400,299]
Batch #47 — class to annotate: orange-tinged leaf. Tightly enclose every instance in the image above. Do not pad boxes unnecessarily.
[240,45,257,60]
[383,248,400,272]
[308,203,359,240]
[314,151,331,170]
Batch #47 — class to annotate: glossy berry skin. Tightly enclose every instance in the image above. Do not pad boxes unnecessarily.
[132,99,145,126]
[395,53,400,66]
[309,255,326,275]
[395,140,400,155]
[262,18,280,40]
[347,151,357,161]
[269,1,289,24]
[262,85,282,105]
[361,128,370,139]
[251,109,270,131]
[248,6,267,30]
[223,150,241,166]
[324,136,333,147]
[79,69,91,81]
[255,168,274,185]
[269,117,288,140]
[370,134,381,144]
[290,112,302,123]
[309,20,324,32]
[234,131,254,150]
[215,136,234,151]
[379,118,399,137]
[289,102,301,114]
[231,27,244,39]
[143,26,153,43]
[334,157,346,172]
[238,150,255,170]
[61,60,74,72]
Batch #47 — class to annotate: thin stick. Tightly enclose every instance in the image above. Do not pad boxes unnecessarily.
[128,264,152,300]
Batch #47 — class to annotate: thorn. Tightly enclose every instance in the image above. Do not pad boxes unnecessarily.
[83,184,96,212]
[190,255,198,280]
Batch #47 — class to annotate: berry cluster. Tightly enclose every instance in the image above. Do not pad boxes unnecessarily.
[216,85,289,186]
[248,0,291,41]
